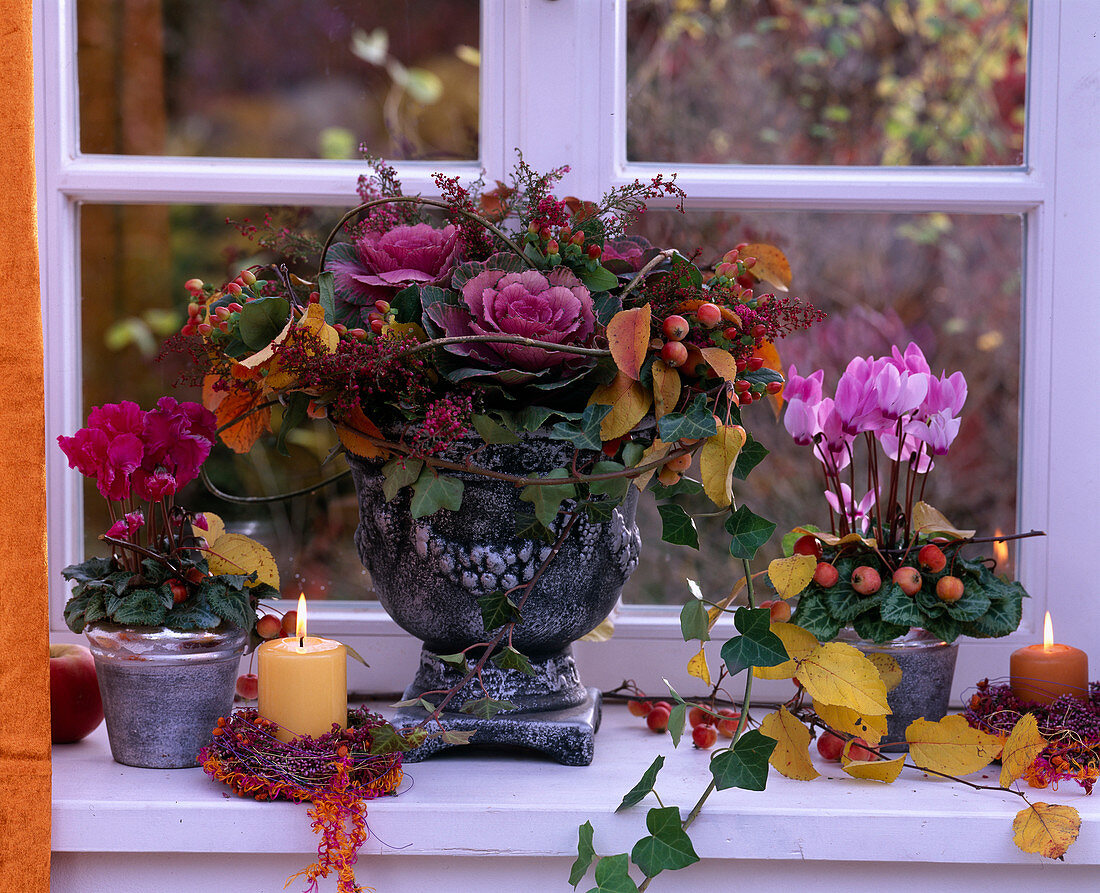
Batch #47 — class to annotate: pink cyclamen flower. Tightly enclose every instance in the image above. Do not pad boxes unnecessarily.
[886,341,931,375]
[923,370,967,419]
[833,367,880,435]
[142,397,216,488]
[57,427,109,480]
[910,410,961,457]
[133,468,178,501]
[782,398,819,447]
[106,511,145,540]
[87,400,145,438]
[813,398,852,473]
[329,223,460,308]
[824,484,877,535]
[872,363,930,422]
[878,424,934,473]
[784,364,825,406]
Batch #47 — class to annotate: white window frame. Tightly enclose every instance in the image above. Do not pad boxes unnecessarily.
[38,0,1100,699]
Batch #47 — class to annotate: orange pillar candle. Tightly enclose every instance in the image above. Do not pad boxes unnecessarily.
[258,595,347,741]
[1009,612,1088,705]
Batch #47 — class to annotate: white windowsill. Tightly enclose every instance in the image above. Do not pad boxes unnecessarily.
[52,704,1100,892]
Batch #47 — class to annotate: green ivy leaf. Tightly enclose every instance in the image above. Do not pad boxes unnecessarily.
[516,405,556,432]
[514,511,555,543]
[477,590,521,631]
[719,606,788,676]
[382,457,424,502]
[725,505,776,560]
[709,729,777,791]
[621,441,646,467]
[650,477,704,499]
[656,395,718,443]
[584,501,617,524]
[679,598,710,643]
[589,460,629,502]
[658,503,700,549]
[630,806,700,878]
[432,651,469,669]
[616,755,666,813]
[519,468,576,528]
[585,853,639,893]
[460,697,518,719]
[368,724,424,755]
[390,697,438,712]
[410,469,464,518]
[732,438,769,481]
[550,404,611,451]
[238,296,290,351]
[571,821,598,887]
[491,645,535,675]
[472,413,521,445]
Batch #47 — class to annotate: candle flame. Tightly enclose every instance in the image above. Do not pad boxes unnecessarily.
[296,593,307,641]
[1044,611,1054,648]
[993,531,1008,570]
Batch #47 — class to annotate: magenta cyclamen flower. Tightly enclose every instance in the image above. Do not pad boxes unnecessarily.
[329,223,459,307]
[142,397,216,489]
[106,511,145,540]
[872,362,929,422]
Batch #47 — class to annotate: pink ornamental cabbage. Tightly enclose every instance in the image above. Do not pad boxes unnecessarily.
[330,223,459,306]
[440,267,596,372]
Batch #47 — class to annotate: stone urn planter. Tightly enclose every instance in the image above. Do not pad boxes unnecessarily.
[347,434,642,765]
[85,623,247,768]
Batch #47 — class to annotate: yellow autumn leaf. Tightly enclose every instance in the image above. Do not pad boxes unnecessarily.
[740,242,791,292]
[1013,803,1081,859]
[999,712,1046,788]
[333,406,389,460]
[767,554,817,599]
[911,501,976,540]
[699,347,740,384]
[588,372,653,440]
[300,301,341,352]
[814,700,888,746]
[699,424,745,508]
[206,533,280,590]
[650,358,681,420]
[706,576,747,629]
[842,754,905,783]
[866,653,903,693]
[194,511,226,547]
[759,707,819,781]
[631,438,670,492]
[606,304,652,380]
[906,715,1002,776]
[793,526,878,550]
[579,616,615,643]
[754,621,819,680]
[796,642,891,715]
[687,644,711,687]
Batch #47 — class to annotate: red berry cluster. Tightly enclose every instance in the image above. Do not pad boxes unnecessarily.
[626,695,741,750]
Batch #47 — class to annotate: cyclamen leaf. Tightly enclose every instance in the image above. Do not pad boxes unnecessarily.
[790,592,842,642]
[616,755,665,812]
[658,503,699,549]
[630,806,700,878]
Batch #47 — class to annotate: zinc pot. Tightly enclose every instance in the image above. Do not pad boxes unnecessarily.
[85,623,247,769]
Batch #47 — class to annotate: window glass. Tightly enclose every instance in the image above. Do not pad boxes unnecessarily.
[626,0,1027,166]
[78,0,480,160]
[80,203,374,601]
[623,209,1022,604]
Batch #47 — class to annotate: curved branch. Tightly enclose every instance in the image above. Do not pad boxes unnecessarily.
[392,333,612,360]
[199,466,351,505]
[319,195,530,274]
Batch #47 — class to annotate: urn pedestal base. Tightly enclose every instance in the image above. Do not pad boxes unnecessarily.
[392,645,602,765]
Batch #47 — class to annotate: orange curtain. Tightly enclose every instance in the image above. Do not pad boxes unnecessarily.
[0,0,51,888]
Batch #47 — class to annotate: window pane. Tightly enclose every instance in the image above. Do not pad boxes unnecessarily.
[622,209,1022,604]
[627,0,1027,166]
[78,0,480,160]
[80,203,376,601]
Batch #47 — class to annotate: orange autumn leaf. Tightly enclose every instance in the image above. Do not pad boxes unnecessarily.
[333,406,389,459]
[741,243,792,292]
[650,358,681,420]
[606,304,652,380]
[755,340,785,418]
[588,372,653,440]
[213,386,271,454]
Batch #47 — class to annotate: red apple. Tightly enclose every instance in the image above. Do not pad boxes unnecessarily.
[793,534,822,559]
[816,730,845,762]
[50,643,104,744]
[843,738,878,762]
[892,566,923,596]
[918,543,947,573]
[235,673,259,700]
[692,724,718,748]
[936,575,965,602]
[647,706,671,733]
[813,562,839,587]
[716,708,741,738]
[851,566,882,595]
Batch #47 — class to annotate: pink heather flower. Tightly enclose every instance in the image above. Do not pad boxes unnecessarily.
[429,267,596,372]
[106,511,145,540]
[784,365,825,405]
[329,223,459,307]
[824,484,876,535]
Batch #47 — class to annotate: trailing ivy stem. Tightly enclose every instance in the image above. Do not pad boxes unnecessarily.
[640,557,759,892]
